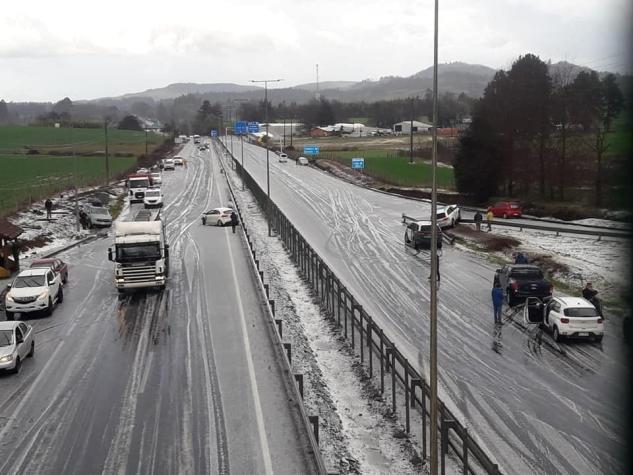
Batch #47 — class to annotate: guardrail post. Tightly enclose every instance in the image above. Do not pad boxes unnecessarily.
[275,318,283,338]
[391,348,396,414]
[259,270,264,281]
[367,317,373,377]
[344,292,348,339]
[283,342,292,364]
[308,415,319,444]
[380,330,385,393]
[422,383,427,461]
[463,427,469,475]
[411,378,421,408]
[353,304,363,363]
[294,374,304,399]
[264,283,269,297]
[405,363,410,433]
[269,299,275,316]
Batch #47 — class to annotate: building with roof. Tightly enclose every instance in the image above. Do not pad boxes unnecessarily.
[392,120,433,134]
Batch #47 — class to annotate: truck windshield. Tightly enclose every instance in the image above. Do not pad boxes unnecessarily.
[116,243,161,262]
[0,330,14,347]
[129,179,149,188]
[510,269,543,280]
[13,275,46,287]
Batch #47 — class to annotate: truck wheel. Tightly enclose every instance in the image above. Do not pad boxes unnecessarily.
[503,213,508,219]
[57,288,64,304]
[217,220,223,226]
[5,311,14,321]
[553,326,562,342]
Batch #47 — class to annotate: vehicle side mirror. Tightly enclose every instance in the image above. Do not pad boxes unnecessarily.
[6,284,11,289]
[107,248,113,261]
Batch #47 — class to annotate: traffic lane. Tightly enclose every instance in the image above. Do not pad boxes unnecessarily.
[232,140,627,474]
[203,147,320,473]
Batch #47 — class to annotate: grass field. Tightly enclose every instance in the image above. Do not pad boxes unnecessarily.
[0,125,163,156]
[329,150,455,189]
[0,154,137,217]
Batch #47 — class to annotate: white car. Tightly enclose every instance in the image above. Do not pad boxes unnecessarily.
[137,168,149,174]
[201,207,235,226]
[151,172,162,184]
[163,159,175,170]
[173,156,184,166]
[143,188,164,208]
[279,153,288,163]
[0,321,34,374]
[297,156,309,165]
[525,296,604,342]
[4,268,63,320]
[436,205,461,228]
[81,205,112,228]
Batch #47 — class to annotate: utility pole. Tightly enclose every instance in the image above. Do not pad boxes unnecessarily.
[71,125,79,231]
[104,119,110,186]
[290,117,293,148]
[429,0,440,474]
[241,133,245,191]
[283,118,286,149]
[145,129,148,155]
[410,97,414,164]
[250,78,283,237]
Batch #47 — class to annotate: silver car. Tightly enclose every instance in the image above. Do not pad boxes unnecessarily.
[0,321,35,374]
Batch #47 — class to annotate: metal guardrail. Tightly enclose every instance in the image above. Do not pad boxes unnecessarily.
[221,139,502,475]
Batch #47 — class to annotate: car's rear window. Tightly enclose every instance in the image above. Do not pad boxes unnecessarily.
[564,307,598,318]
[437,212,447,219]
[510,204,520,208]
[509,269,544,280]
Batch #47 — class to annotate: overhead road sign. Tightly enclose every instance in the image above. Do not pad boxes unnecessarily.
[234,121,248,135]
[303,146,320,155]
[248,122,260,133]
[351,158,365,169]
[210,129,218,137]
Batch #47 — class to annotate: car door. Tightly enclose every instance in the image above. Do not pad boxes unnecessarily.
[548,300,562,329]
[47,270,59,300]
[18,322,31,349]
[14,327,26,359]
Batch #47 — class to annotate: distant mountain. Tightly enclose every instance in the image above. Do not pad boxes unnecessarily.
[112,82,261,101]
[293,81,357,91]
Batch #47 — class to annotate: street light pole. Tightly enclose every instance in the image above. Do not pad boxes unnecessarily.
[104,119,110,186]
[241,133,245,191]
[410,97,414,164]
[145,129,148,156]
[429,0,440,474]
[250,78,283,237]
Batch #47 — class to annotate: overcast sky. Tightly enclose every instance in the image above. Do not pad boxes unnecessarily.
[1,0,631,102]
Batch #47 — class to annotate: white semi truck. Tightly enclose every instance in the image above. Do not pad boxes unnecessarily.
[107,220,169,292]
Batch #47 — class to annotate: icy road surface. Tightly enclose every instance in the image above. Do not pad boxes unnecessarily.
[224,138,629,475]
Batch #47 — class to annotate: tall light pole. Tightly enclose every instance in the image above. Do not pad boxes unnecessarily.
[250,78,283,236]
[104,118,110,186]
[429,0,440,474]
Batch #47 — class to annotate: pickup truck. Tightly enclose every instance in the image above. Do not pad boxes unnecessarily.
[494,264,553,306]
[4,268,63,319]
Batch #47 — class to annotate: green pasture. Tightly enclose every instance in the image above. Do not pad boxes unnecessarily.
[329,150,455,189]
[0,154,137,217]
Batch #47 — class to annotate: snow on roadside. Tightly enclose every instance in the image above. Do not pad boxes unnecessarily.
[222,156,425,474]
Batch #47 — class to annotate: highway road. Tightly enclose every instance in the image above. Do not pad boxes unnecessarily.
[0,142,320,474]
[225,137,629,474]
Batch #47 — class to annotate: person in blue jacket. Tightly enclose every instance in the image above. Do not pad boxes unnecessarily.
[492,282,505,324]
[514,252,528,264]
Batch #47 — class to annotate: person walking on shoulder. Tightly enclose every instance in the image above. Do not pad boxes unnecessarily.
[492,281,504,324]
[474,211,483,231]
[45,198,53,220]
[230,211,239,234]
[486,208,494,232]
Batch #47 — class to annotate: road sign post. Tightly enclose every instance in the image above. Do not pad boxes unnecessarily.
[351,157,365,175]
[303,145,320,156]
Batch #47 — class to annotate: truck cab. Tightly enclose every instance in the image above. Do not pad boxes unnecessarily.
[127,173,152,203]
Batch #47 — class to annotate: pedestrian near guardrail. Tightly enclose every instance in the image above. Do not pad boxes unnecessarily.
[45,198,53,220]
[230,211,238,234]
[474,210,483,231]
[492,282,504,324]
[486,209,493,231]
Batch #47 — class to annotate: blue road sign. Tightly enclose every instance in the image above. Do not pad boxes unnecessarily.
[234,121,247,135]
[303,145,320,155]
[351,157,365,169]
[248,121,260,133]
[211,129,218,137]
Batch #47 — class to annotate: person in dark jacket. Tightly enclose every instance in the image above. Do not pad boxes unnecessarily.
[492,282,504,324]
[45,198,53,220]
[514,252,528,264]
[582,282,602,315]
[11,240,20,271]
[230,211,239,234]
[474,211,483,231]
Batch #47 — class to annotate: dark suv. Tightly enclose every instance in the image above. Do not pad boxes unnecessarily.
[405,221,443,251]
[494,264,552,306]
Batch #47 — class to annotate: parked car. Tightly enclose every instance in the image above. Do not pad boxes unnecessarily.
[524,296,604,342]
[4,268,63,320]
[137,167,149,174]
[173,156,184,166]
[297,156,309,165]
[163,159,175,170]
[494,264,552,306]
[279,153,288,163]
[0,321,34,374]
[201,207,235,226]
[404,221,443,250]
[80,205,112,228]
[30,258,69,284]
[488,201,522,219]
[150,172,162,185]
[436,205,461,228]
[143,188,164,208]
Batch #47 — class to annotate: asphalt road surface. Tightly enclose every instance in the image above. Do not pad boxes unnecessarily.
[225,137,629,475]
[0,141,320,475]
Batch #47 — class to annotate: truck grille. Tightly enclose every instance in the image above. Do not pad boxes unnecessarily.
[135,192,145,199]
[121,265,156,282]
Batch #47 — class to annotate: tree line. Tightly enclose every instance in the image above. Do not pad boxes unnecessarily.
[454,54,626,206]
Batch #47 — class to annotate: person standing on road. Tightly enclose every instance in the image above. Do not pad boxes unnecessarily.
[474,211,483,231]
[11,240,20,271]
[45,198,53,220]
[486,209,494,231]
[230,211,239,234]
[514,252,528,264]
[492,281,504,324]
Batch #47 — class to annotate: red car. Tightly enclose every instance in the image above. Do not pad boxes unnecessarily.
[488,201,522,219]
[30,258,69,284]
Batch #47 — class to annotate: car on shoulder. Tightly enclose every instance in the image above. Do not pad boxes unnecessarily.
[201,207,236,226]
[80,205,113,228]
[0,321,35,374]
[488,201,522,219]
[4,268,63,320]
[526,296,604,342]
[143,188,164,208]
[150,172,162,185]
[173,156,184,166]
[30,258,69,284]
[404,220,443,250]
[279,153,288,163]
[436,205,461,228]
[137,167,149,174]
[163,159,175,170]
[494,264,552,306]
[297,156,309,165]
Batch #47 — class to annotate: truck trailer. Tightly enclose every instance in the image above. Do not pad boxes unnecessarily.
[108,220,169,292]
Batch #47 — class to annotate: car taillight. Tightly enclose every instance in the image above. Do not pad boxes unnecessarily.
[510,281,518,290]
[560,318,569,324]
[597,318,603,324]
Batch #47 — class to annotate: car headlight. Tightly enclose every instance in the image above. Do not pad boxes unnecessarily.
[36,291,49,301]
[6,294,14,302]
[0,355,14,363]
